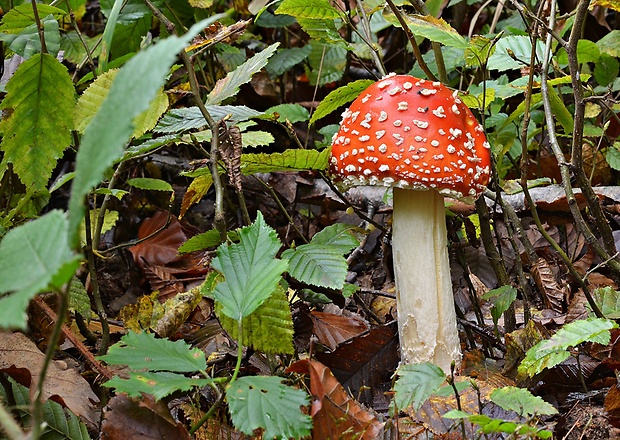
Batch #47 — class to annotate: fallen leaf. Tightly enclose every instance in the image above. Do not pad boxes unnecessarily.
[287,359,384,440]
[0,331,99,428]
[310,310,369,351]
[101,394,190,440]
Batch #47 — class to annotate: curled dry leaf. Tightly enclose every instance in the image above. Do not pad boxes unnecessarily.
[310,310,369,351]
[531,257,567,313]
[129,211,186,268]
[287,359,384,440]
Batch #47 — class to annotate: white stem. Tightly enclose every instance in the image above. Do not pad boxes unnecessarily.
[392,188,462,372]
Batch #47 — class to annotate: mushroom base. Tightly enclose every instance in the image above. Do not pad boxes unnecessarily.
[392,188,462,371]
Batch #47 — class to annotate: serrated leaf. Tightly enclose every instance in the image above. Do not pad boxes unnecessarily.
[518,318,618,376]
[306,43,347,86]
[240,148,330,174]
[99,331,207,372]
[310,223,360,254]
[178,229,223,253]
[556,39,600,65]
[206,43,279,105]
[490,386,558,417]
[155,105,262,133]
[127,177,173,192]
[0,211,79,329]
[0,54,74,192]
[0,14,61,59]
[227,376,312,439]
[384,12,467,48]
[481,285,517,326]
[212,212,288,319]
[487,35,546,71]
[282,244,348,289]
[275,0,341,19]
[606,143,620,171]
[265,45,313,77]
[595,53,620,86]
[591,287,620,318]
[218,284,294,354]
[0,3,66,34]
[265,103,310,123]
[68,20,211,242]
[393,363,446,411]
[310,79,374,125]
[104,371,214,400]
[296,18,346,45]
[464,35,496,67]
[69,276,92,320]
[241,130,275,148]
[75,70,169,139]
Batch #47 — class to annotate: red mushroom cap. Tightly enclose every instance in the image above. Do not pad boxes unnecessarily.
[329,74,492,202]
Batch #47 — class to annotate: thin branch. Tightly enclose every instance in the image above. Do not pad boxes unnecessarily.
[30,0,48,55]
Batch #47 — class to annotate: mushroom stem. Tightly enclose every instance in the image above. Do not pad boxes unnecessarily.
[392,188,462,371]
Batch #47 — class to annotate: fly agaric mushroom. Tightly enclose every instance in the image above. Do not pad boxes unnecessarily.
[330,74,491,371]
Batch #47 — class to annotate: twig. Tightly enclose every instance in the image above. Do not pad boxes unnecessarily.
[30,0,47,55]
[33,297,115,380]
[84,204,111,355]
[383,0,438,81]
[144,0,227,241]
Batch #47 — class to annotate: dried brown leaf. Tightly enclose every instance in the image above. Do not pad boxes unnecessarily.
[287,359,384,440]
[101,394,190,440]
[310,310,369,351]
[0,331,100,428]
[129,211,185,268]
[531,257,566,312]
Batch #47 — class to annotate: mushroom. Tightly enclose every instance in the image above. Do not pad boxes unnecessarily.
[330,74,491,371]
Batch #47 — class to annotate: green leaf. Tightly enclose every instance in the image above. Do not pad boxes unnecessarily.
[591,287,620,318]
[206,43,279,105]
[547,86,573,134]
[606,143,620,171]
[178,229,223,253]
[310,79,374,125]
[597,29,620,57]
[68,20,210,242]
[519,318,618,376]
[75,70,169,139]
[595,53,620,86]
[240,148,330,174]
[0,54,74,192]
[556,39,600,65]
[69,277,92,321]
[0,4,66,34]
[0,14,61,59]
[275,0,341,19]
[384,12,468,48]
[282,244,348,289]
[487,35,545,71]
[104,371,214,400]
[490,386,558,417]
[296,18,346,45]
[218,284,295,354]
[265,103,310,123]
[227,376,312,439]
[265,45,313,77]
[212,212,288,319]
[127,178,173,192]
[481,285,517,326]
[393,363,446,411]
[464,35,497,68]
[100,331,207,372]
[155,106,262,133]
[100,0,155,24]
[310,223,360,254]
[306,43,347,86]
[0,211,79,329]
